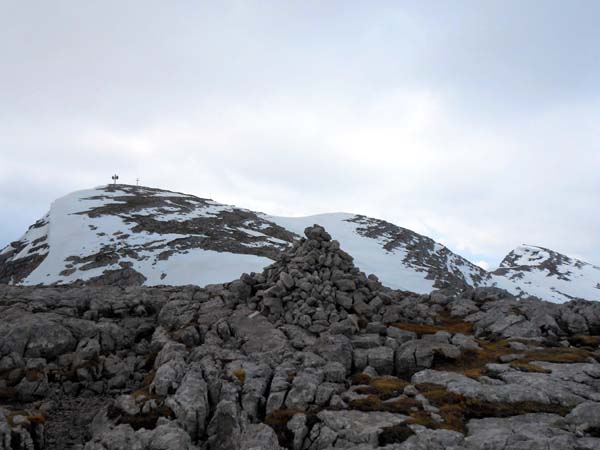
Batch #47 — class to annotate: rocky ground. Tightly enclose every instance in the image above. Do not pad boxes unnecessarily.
[1,225,600,449]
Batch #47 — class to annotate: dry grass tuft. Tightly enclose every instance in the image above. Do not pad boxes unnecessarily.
[286,371,297,383]
[381,397,421,414]
[415,383,465,407]
[410,383,571,433]
[351,373,372,386]
[392,321,473,337]
[6,410,46,428]
[349,395,382,412]
[0,387,17,400]
[24,369,44,382]
[265,409,306,448]
[521,347,593,364]
[143,370,156,386]
[569,335,600,348]
[393,310,475,337]
[370,377,409,398]
[233,369,246,384]
[509,361,552,373]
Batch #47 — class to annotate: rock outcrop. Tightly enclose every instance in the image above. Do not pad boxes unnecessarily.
[1,225,600,449]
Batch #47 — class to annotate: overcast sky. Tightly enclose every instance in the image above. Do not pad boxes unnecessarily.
[1,0,599,270]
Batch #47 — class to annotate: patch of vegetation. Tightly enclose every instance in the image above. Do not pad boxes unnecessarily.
[0,387,17,400]
[6,410,46,429]
[410,382,571,433]
[286,371,297,383]
[24,369,44,382]
[107,403,174,431]
[143,352,158,371]
[351,373,371,385]
[131,387,161,402]
[353,385,378,396]
[415,383,464,406]
[357,316,369,329]
[143,369,156,386]
[233,369,246,384]
[431,340,513,378]
[568,335,600,348]
[392,320,473,337]
[265,409,316,448]
[407,410,444,429]
[348,395,382,412]
[348,375,417,412]
[509,361,551,373]
[381,397,421,414]
[465,399,569,418]
[520,347,594,364]
[370,377,409,399]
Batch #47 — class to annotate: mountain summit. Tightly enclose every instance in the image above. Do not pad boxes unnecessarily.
[491,245,600,303]
[1,185,599,303]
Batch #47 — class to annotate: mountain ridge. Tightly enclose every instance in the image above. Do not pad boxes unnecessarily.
[1,184,599,303]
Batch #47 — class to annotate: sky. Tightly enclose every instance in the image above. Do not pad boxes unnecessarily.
[1,0,599,270]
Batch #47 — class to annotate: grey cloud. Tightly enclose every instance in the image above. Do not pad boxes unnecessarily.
[1,0,599,269]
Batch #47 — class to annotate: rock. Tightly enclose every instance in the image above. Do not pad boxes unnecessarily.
[312,334,353,372]
[387,327,417,344]
[368,346,395,375]
[15,372,49,401]
[351,334,381,349]
[166,365,209,440]
[84,424,142,450]
[451,333,481,351]
[0,410,12,450]
[239,424,282,450]
[75,338,101,363]
[138,422,197,450]
[323,362,346,383]
[0,352,25,371]
[335,279,356,292]
[304,225,332,242]
[565,401,600,431]
[0,312,76,360]
[151,358,186,396]
[395,340,461,376]
[316,410,409,446]
[229,279,252,301]
[464,413,596,450]
[279,272,295,290]
[315,382,344,406]
[114,394,139,416]
[287,413,308,450]
[285,369,323,410]
[397,428,465,450]
[206,400,242,450]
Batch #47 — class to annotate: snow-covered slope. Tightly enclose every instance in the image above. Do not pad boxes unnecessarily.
[490,245,600,303]
[0,185,487,292]
[3,185,598,302]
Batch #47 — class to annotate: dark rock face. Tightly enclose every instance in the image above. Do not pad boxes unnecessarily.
[1,225,600,450]
[0,217,49,284]
[345,216,489,289]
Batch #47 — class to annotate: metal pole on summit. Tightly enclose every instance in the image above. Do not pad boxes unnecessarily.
[112,174,119,185]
